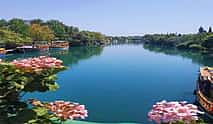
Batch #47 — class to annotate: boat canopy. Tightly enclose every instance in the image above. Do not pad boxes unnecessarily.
[50,41,69,48]
[34,41,49,45]
[200,67,213,83]
[17,45,33,49]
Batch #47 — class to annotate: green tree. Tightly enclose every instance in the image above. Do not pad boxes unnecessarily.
[208,27,212,33]
[201,35,213,50]
[0,19,7,28]
[93,32,105,41]
[8,18,30,37]
[0,18,106,47]
[30,24,54,41]
[0,29,32,48]
[46,20,66,40]
[198,26,206,33]
[30,19,44,25]
[64,26,79,40]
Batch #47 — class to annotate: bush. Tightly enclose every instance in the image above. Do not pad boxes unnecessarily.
[189,44,204,51]
[0,56,87,123]
[176,43,188,49]
[201,36,213,50]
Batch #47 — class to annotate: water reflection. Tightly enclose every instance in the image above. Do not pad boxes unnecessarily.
[143,44,213,67]
[1,44,212,123]
[2,47,104,66]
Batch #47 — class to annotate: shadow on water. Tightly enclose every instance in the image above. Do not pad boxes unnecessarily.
[1,46,104,67]
[0,46,105,124]
[4,44,212,67]
[143,44,213,67]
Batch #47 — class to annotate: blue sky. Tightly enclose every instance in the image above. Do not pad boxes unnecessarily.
[0,0,213,36]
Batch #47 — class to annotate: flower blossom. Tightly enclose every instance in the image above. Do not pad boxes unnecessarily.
[29,99,88,120]
[11,56,63,72]
[148,100,204,124]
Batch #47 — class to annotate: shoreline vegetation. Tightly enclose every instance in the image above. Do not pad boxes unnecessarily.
[143,27,213,54]
[110,26,213,54]
[1,18,212,56]
[0,18,109,50]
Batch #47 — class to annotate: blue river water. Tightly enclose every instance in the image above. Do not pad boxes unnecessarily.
[2,44,213,123]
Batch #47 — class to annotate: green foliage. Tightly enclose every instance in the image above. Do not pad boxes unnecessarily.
[143,34,179,47]
[8,18,30,37]
[0,29,32,48]
[189,44,204,51]
[26,107,54,124]
[0,61,66,123]
[208,27,212,33]
[30,19,44,25]
[143,27,213,53]
[0,62,65,93]
[0,19,7,28]
[201,35,213,50]
[45,20,107,45]
[72,31,107,46]
[8,106,55,124]
[46,20,66,39]
[0,18,107,47]
[198,26,206,33]
[30,24,55,41]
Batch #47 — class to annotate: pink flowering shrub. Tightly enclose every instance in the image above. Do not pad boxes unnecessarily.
[30,99,88,121]
[0,56,88,123]
[148,100,204,124]
[0,56,66,92]
[46,101,88,120]
[11,56,63,72]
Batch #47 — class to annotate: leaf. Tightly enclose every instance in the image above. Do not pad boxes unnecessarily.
[33,107,48,116]
[45,75,57,81]
[9,109,36,124]
[27,119,37,123]
[14,82,25,90]
[5,74,16,81]
[47,83,59,91]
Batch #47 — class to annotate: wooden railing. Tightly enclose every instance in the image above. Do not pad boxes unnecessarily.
[197,90,213,113]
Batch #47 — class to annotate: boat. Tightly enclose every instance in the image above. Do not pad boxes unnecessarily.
[196,67,213,116]
[16,45,36,53]
[5,49,16,54]
[0,48,7,57]
[16,41,49,53]
[34,41,49,51]
[50,41,69,50]
[0,43,7,56]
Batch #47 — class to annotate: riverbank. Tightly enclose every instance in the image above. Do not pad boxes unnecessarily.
[0,18,109,51]
[143,27,213,54]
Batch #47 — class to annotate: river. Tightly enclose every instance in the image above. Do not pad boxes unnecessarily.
[2,44,213,123]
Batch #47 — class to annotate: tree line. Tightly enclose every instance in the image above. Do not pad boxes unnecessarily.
[0,18,108,49]
[143,26,213,53]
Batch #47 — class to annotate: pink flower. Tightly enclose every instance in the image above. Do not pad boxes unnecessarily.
[11,56,64,72]
[30,99,88,120]
[148,100,203,124]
